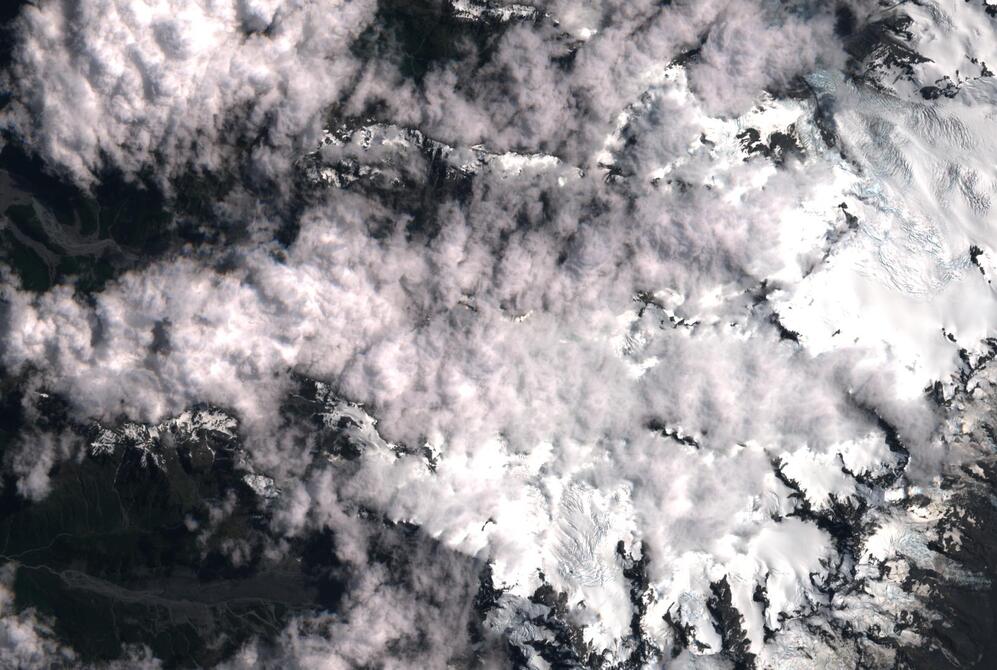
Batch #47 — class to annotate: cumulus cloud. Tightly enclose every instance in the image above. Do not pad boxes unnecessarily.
[0,564,162,669]
[221,518,491,670]
[1,0,377,186]
[1,0,993,665]
[686,1,843,116]
[0,0,848,186]
[0,564,79,669]
[371,0,848,163]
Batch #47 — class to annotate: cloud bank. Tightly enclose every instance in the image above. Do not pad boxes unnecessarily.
[2,0,997,666]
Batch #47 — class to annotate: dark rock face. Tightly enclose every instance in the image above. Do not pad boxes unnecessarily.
[898,350,997,669]
[737,126,805,166]
[4,1,997,667]
[708,578,755,669]
[844,13,931,82]
[920,82,959,100]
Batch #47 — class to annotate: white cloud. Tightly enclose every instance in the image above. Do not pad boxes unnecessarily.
[1,0,377,187]
[221,527,488,670]
[0,564,162,669]
[2,0,995,665]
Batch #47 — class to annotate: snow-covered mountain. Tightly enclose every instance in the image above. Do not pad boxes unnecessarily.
[2,0,997,668]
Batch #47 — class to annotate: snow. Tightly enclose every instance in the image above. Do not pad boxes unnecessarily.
[779,446,857,511]
[775,66,997,397]
[7,0,997,664]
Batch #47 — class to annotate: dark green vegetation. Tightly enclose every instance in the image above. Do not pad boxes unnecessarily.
[0,145,174,293]
[0,134,258,295]
[0,388,345,668]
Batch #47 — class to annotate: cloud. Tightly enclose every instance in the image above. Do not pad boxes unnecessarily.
[1,0,377,187]
[0,564,162,669]
[1,0,993,665]
[221,520,491,670]
[0,0,848,187]
[687,1,843,116]
[0,564,79,669]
